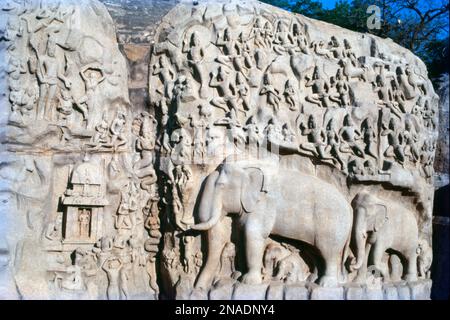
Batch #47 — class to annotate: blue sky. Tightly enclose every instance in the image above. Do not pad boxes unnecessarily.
[320,0,339,8]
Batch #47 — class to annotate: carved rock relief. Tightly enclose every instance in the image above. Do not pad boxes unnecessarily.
[149,0,437,299]
[0,0,438,300]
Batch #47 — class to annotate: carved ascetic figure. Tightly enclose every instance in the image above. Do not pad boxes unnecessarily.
[189,156,353,289]
[34,36,71,120]
[350,192,420,282]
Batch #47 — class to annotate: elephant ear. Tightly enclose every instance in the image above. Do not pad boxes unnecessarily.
[241,167,265,213]
[373,204,388,232]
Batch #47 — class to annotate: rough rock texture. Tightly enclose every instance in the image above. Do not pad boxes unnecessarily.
[0,0,439,300]
[434,74,449,187]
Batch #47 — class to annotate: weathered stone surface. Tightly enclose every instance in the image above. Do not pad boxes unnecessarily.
[232,283,269,300]
[311,287,344,300]
[209,281,235,300]
[0,0,439,300]
[345,285,365,300]
[409,280,431,300]
[284,284,309,300]
[265,283,284,300]
[383,284,399,300]
[397,283,412,300]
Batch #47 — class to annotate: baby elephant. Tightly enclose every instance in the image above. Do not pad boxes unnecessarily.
[263,243,310,284]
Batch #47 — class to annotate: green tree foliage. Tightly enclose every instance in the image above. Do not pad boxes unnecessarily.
[261,0,449,80]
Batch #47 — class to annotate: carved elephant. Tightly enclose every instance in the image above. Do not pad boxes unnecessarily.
[189,156,353,289]
[263,243,310,283]
[350,191,419,282]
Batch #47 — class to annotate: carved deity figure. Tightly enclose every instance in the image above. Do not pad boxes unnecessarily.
[35,36,71,120]
[305,66,334,108]
[110,110,127,148]
[153,55,175,99]
[78,208,91,238]
[325,118,346,172]
[283,80,299,111]
[381,117,405,164]
[183,31,207,98]
[260,73,281,112]
[361,118,378,159]
[339,115,364,157]
[300,114,332,160]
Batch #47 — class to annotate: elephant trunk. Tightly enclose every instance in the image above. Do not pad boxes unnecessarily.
[351,209,366,270]
[190,184,223,231]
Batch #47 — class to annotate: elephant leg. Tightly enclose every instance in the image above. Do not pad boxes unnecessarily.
[354,243,371,284]
[372,244,389,281]
[318,251,339,287]
[241,220,265,285]
[194,222,228,290]
[403,249,418,282]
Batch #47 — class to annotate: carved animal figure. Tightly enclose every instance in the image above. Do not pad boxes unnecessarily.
[350,192,419,282]
[263,243,310,283]
[189,156,353,289]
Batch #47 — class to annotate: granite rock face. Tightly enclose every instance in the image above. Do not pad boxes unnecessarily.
[0,0,439,300]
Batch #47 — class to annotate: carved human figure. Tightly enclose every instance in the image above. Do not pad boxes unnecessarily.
[361,118,378,159]
[152,55,175,99]
[343,39,357,62]
[182,31,207,98]
[61,264,84,291]
[328,36,343,59]
[209,66,239,114]
[265,117,284,143]
[244,116,263,148]
[403,116,420,162]
[339,115,364,158]
[381,117,405,164]
[251,17,266,48]
[235,73,250,113]
[283,80,299,111]
[330,68,351,107]
[305,66,334,108]
[189,114,207,162]
[420,139,435,178]
[110,110,127,148]
[45,214,63,241]
[325,118,346,172]
[292,22,309,54]
[273,21,294,54]
[422,99,437,129]
[417,239,432,279]
[300,114,332,160]
[79,66,106,129]
[396,66,416,100]
[35,36,71,120]
[9,85,37,124]
[78,208,91,238]
[263,21,274,48]
[92,114,109,144]
[282,123,295,143]
[102,257,123,300]
[116,184,138,230]
[260,73,281,112]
